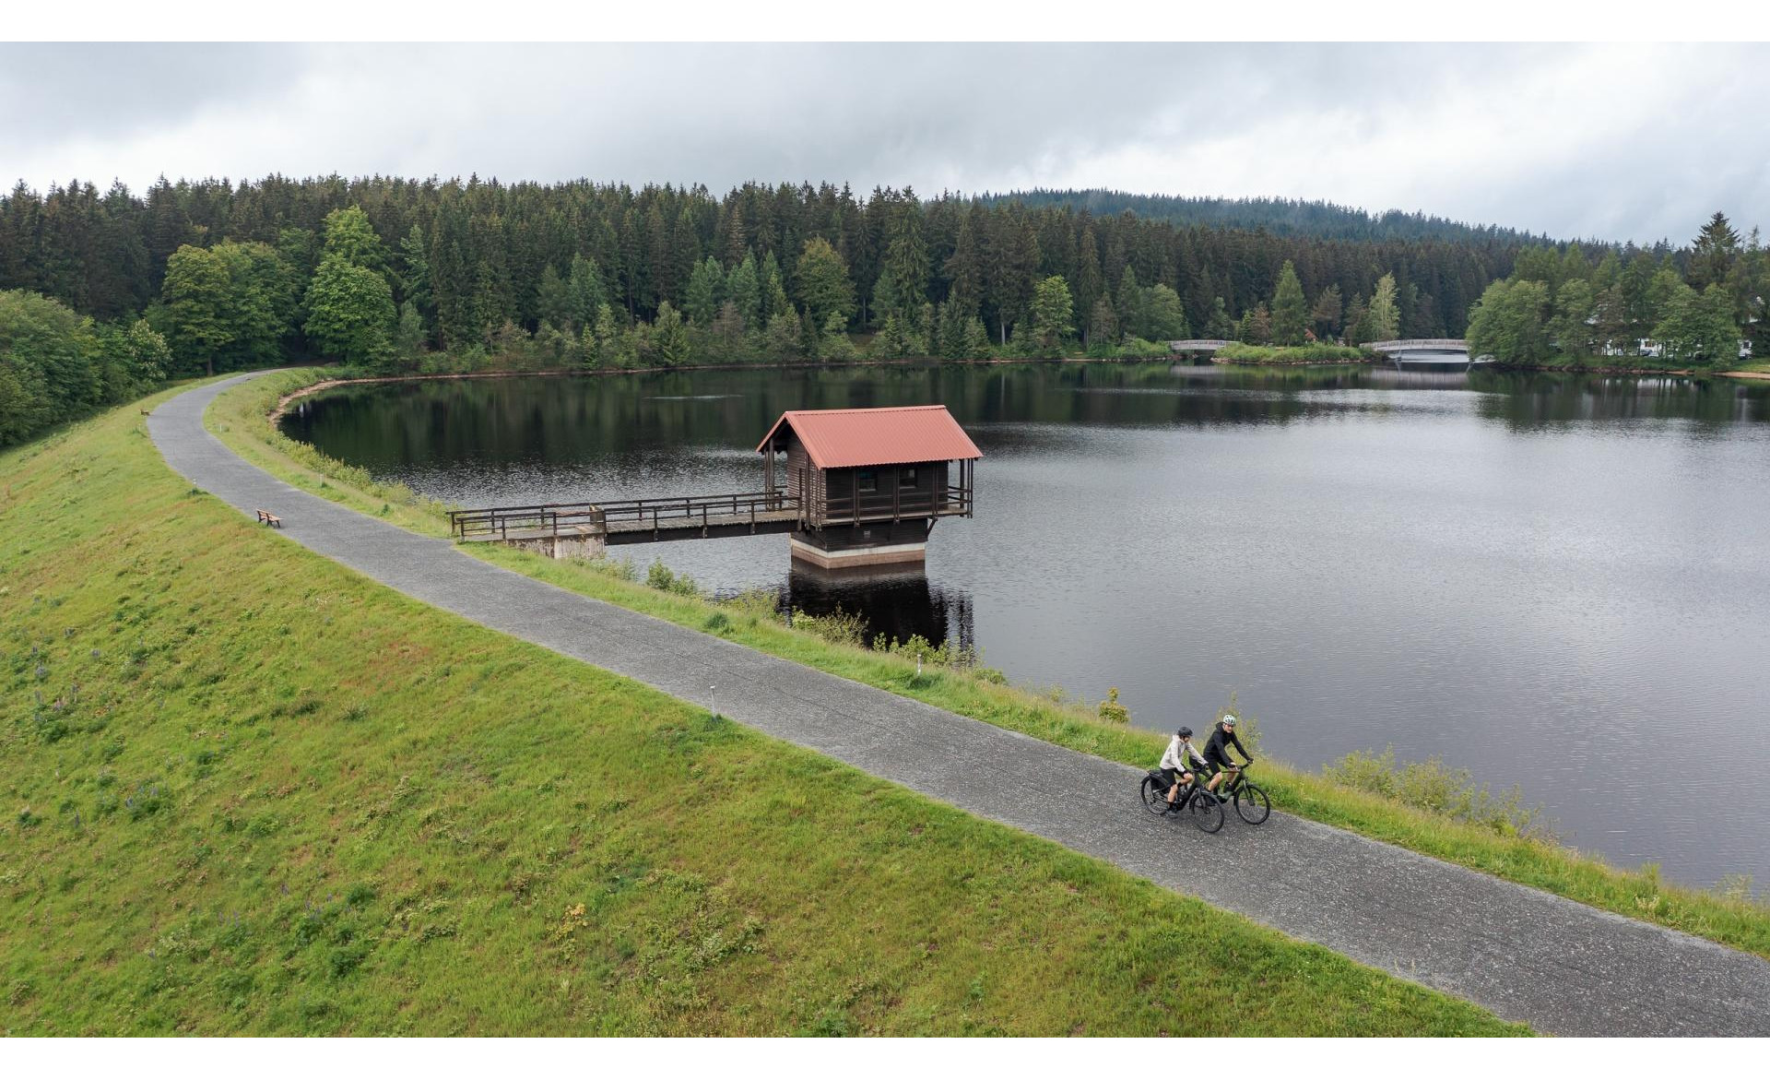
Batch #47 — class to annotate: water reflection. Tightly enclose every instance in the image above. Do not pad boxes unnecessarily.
[784,563,976,651]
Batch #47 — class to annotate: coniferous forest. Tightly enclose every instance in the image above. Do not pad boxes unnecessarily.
[2,174,1766,448]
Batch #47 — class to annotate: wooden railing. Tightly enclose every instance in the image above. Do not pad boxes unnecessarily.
[450,490,796,540]
[816,485,973,526]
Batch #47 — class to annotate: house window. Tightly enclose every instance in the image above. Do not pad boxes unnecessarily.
[857,469,877,493]
[899,467,918,488]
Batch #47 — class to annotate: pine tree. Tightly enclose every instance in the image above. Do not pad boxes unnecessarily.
[684,256,724,326]
[760,252,790,324]
[945,210,983,315]
[1311,285,1343,340]
[726,254,761,331]
[881,194,930,328]
[1030,275,1074,358]
[1073,226,1105,342]
[398,224,432,315]
[567,255,608,331]
[536,264,572,329]
[1690,212,1740,291]
[1270,260,1308,346]
[651,300,691,366]
[1088,298,1118,345]
[394,300,426,360]
[1115,266,1144,339]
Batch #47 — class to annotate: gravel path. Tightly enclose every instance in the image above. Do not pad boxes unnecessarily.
[149,374,1770,1036]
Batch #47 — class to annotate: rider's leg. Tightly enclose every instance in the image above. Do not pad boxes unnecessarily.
[1170,772,1193,804]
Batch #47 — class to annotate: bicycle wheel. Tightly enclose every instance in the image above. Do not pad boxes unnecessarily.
[1141,777,1173,816]
[1189,791,1225,834]
[1234,783,1271,824]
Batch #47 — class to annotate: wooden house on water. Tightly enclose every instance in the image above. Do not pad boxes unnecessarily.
[757,405,981,568]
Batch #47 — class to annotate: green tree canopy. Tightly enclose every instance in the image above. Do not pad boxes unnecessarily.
[1653,283,1738,366]
[304,255,396,368]
[161,245,234,376]
[1141,283,1190,341]
[795,237,854,331]
[320,206,388,276]
[1465,278,1551,364]
[1367,273,1401,342]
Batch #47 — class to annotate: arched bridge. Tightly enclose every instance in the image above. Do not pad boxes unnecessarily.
[1362,339,1486,368]
[1167,339,1232,353]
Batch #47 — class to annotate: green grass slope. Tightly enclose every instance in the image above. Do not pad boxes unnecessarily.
[0,393,1521,1035]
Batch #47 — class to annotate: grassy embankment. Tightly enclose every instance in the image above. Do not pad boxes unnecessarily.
[0,389,1526,1035]
[1212,343,1374,365]
[212,368,1770,962]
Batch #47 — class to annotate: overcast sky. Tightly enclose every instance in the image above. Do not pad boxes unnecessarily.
[2,42,1765,245]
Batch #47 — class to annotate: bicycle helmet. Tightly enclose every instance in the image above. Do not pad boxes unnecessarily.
[1221,714,1238,727]
[1177,726,1192,738]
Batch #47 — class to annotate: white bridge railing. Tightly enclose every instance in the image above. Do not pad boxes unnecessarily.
[1361,339,1468,352]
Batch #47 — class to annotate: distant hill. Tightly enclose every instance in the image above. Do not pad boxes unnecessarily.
[981,189,1554,245]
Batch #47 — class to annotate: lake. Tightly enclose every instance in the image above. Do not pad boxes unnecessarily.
[280,362,1770,891]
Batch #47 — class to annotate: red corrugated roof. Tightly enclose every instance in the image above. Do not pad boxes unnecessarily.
[757,406,982,469]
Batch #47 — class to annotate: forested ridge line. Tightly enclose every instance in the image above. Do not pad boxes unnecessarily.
[979,189,1563,245]
[3,175,1765,451]
[2,174,1516,348]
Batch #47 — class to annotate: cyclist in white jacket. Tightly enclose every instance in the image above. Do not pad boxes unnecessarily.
[1159,727,1208,808]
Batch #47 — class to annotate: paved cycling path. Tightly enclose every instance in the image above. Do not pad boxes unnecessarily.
[150,374,1770,1036]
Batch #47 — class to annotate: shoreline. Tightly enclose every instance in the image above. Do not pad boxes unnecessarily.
[267,352,1758,425]
[263,353,1185,424]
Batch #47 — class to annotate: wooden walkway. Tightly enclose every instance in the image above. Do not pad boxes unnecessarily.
[450,493,803,546]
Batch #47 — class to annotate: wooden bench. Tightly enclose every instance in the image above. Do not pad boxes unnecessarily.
[256,509,282,528]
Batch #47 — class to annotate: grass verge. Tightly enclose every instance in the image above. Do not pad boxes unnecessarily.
[0,387,1524,1035]
[210,367,1770,962]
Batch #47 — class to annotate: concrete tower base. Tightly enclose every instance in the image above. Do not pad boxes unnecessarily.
[789,522,930,569]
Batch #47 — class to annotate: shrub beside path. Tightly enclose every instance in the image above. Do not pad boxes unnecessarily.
[150,373,1770,1036]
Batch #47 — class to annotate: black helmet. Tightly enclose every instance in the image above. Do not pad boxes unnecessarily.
[1177,726,1193,738]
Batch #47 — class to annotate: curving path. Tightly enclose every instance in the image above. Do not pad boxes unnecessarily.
[149,373,1770,1036]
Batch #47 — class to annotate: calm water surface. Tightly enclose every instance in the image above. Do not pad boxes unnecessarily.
[282,364,1770,890]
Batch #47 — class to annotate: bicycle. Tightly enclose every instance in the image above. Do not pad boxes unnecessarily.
[1207,761,1271,825]
[1141,770,1225,833]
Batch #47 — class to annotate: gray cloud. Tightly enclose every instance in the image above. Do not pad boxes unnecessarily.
[1,43,1764,244]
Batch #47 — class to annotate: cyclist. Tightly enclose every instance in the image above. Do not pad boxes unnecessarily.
[1203,714,1253,797]
[1159,726,1208,809]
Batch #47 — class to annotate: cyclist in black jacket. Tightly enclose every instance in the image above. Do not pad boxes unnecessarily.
[1203,715,1252,796]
